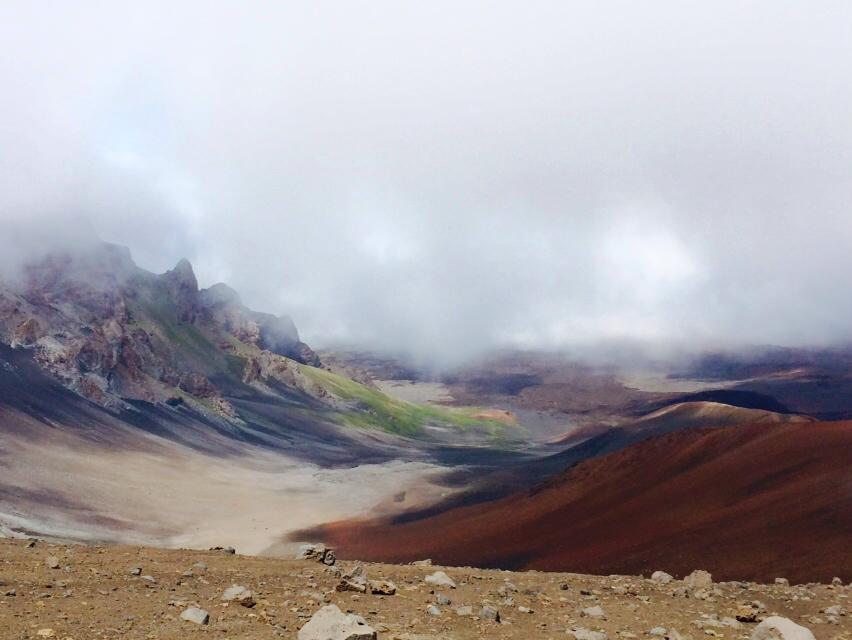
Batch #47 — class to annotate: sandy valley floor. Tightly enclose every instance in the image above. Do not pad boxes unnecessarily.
[0,419,450,555]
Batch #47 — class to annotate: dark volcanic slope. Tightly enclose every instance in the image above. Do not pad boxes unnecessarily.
[317,420,852,583]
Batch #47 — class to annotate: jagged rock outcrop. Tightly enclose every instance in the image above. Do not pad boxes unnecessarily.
[199,283,320,365]
[0,242,321,415]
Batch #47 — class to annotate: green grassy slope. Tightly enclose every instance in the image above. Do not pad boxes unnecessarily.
[298,364,513,438]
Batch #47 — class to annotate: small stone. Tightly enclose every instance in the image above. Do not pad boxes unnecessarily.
[650,628,667,637]
[411,559,432,566]
[571,628,608,640]
[436,593,452,605]
[651,571,673,584]
[736,600,768,623]
[424,571,456,589]
[36,630,55,638]
[582,605,606,620]
[180,606,210,625]
[518,605,533,613]
[426,605,441,616]
[831,577,843,586]
[222,584,256,607]
[368,579,396,595]
[296,543,336,566]
[337,578,367,593]
[45,557,60,570]
[128,566,142,576]
[480,605,500,622]
[775,578,789,586]
[456,605,474,616]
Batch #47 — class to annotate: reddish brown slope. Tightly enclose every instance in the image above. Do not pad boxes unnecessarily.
[317,420,852,583]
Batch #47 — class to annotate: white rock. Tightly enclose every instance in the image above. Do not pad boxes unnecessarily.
[426,604,442,616]
[298,604,376,640]
[684,570,713,589]
[650,627,667,636]
[221,584,255,606]
[651,571,673,584]
[581,605,606,619]
[180,607,209,625]
[424,570,457,589]
[751,616,815,640]
[571,628,608,640]
[480,605,501,622]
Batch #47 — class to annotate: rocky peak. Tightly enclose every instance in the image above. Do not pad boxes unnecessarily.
[199,283,242,308]
[0,242,321,413]
[163,258,198,293]
[161,258,199,323]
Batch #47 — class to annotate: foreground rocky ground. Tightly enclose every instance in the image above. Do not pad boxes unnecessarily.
[0,538,849,640]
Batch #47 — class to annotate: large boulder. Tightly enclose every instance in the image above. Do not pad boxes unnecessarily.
[751,616,815,640]
[298,604,376,640]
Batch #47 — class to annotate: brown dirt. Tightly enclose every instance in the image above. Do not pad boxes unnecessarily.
[470,409,517,425]
[317,420,852,584]
[0,538,849,639]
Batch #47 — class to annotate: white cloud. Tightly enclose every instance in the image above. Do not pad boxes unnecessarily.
[1,1,851,364]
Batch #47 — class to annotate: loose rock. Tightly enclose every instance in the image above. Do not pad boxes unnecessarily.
[297,543,336,566]
[180,606,210,625]
[222,584,256,607]
[684,570,712,589]
[582,605,606,620]
[298,604,376,640]
[571,628,608,640]
[480,605,501,622]
[750,616,815,640]
[368,579,396,595]
[424,570,457,589]
[651,571,673,584]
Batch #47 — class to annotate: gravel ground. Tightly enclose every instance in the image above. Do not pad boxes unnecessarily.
[0,538,849,639]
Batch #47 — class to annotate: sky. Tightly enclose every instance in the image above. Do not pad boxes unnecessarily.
[1,1,851,365]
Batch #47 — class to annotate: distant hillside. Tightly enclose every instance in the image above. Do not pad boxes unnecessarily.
[0,243,513,460]
[316,419,852,583]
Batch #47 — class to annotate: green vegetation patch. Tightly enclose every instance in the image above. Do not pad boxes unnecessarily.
[298,364,510,437]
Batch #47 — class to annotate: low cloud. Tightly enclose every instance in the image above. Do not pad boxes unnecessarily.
[1,1,851,365]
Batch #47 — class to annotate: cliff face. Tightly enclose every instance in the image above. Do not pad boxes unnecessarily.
[0,242,320,413]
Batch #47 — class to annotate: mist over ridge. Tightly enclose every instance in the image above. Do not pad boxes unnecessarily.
[2,1,851,367]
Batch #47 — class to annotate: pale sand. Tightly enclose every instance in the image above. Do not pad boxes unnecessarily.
[0,418,450,555]
[374,379,455,404]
